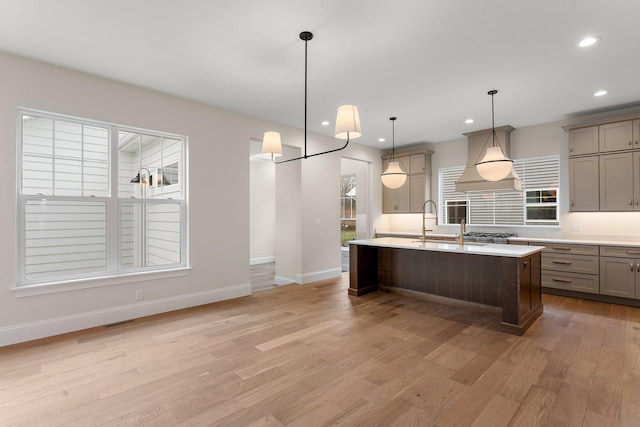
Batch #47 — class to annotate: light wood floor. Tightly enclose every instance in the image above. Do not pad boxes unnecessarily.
[2,274,640,426]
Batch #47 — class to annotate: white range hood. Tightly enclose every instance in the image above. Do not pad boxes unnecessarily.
[455,125,522,192]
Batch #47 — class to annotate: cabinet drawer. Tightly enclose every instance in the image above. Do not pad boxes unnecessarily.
[538,242,599,256]
[542,271,599,294]
[600,246,640,258]
[541,253,599,275]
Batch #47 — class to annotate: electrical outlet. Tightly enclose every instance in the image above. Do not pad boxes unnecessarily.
[135,290,143,300]
[571,224,581,232]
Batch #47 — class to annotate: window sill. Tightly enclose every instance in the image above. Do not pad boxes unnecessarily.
[11,267,192,298]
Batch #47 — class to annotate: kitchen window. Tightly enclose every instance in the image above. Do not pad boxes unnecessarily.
[17,109,187,288]
[525,189,558,224]
[445,200,467,224]
[439,155,559,226]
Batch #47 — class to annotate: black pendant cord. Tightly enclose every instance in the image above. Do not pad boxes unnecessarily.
[390,117,397,162]
[303,31,308,159]
[475,89,509,165]
[271,31,352,164]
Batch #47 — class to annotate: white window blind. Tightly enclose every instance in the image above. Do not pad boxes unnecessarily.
[18,110,187,287]
[440,156,559,226]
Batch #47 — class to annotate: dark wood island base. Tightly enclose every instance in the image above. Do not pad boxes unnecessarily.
[349,242,543,336]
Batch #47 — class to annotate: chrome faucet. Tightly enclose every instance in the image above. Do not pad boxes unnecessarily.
[459,219,466,246]
[422,200,438,244]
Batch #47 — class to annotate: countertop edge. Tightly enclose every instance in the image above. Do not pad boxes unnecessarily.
[349,237,543,258]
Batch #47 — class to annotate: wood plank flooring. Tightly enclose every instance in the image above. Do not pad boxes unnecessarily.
[2,273,640,426]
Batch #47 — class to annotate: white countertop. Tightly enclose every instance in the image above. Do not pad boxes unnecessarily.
[349,237,544,258]
[509,236,640,248]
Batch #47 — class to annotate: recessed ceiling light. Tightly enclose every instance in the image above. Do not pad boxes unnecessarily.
[321,120,330,126]
[579,36,600,47]
[594,90,608,97]
[378,138,385,142]
[465,119,474,124]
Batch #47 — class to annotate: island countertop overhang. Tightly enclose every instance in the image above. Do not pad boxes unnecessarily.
[349,237,544,258]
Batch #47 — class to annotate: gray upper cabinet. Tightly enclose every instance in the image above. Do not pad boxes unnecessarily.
[569,126,599,156]
[567,116,640,211]
[382,151,432,214]
[635,152,640,209]
[599,152,634,211]
[599,121,634,152]
[569,156,599,211]
[410,153,427,174]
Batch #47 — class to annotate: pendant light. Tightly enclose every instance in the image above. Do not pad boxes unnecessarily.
[261,31,362,163]
[475,90,514,181]
[381,117,407,189]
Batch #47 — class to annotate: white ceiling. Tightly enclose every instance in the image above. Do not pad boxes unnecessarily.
[1,0,639,149]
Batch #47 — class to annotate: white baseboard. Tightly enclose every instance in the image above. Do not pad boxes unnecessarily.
[0,283,251,347]
[274,275,296,285]
[296,268,342,284]
[250,256,275,266]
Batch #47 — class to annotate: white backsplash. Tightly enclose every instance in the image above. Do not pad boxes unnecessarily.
[376,212,640,243]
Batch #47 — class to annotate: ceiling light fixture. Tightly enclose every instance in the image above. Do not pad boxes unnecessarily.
[594,90,608,97]
[381,117,407,189]
[475,90,514,182]
[321,121,330,126]
[261,31,361,163]
[579,36,600,47]
[465,119,474,124]
[378,138,385,142]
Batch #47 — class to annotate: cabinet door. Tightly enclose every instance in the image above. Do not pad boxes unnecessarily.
[410,174,425,213]
[396,156,410,175]
[382,183,397,213]
[569,156,599,211]
[599,121,633,152]
[635,152,640,210]
[633,119,640,149]
[600,152,634,211]
[569,126,598,156]
[395,180,411,212]
[600,256,636,298]
[410,154,426,174]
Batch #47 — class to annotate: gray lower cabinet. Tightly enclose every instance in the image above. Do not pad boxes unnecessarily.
[514,240,640,303]
[539,243,599,294]
[600,246,640,299]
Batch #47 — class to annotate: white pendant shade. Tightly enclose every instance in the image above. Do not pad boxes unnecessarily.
[476,146,513,181]
[261,131,282,157]
[334,105,362,140]
[381,161,407,189]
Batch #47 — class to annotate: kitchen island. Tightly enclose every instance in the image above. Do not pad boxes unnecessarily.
[349,237,545,335]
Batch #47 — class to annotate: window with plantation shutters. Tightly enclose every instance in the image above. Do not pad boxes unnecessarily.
[18,109,187,288]
[439,155,559,226]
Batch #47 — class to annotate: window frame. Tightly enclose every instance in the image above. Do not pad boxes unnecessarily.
[16,108,189,292]
[524,188,559,225]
